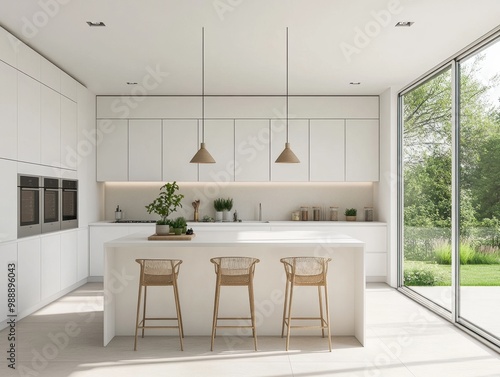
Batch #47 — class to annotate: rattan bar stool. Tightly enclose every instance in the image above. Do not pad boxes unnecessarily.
[134,259,184,351]
[210,257,260,351]
[280,257,332,351]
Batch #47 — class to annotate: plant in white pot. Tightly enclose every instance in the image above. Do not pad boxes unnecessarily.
[344,208,357,221]
[223,198,233,222]
[214,198,225,222]
[145,181,184,235]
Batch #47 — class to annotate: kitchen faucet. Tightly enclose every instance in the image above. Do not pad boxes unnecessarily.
[259,203,262,221]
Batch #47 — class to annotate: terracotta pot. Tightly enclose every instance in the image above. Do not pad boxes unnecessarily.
[346,216,357,221]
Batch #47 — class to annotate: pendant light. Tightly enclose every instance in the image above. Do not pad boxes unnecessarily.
[275,27,300,163]
[190,27,216,164]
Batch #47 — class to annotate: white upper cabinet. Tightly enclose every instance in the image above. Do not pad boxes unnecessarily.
[199,119,235,182]
[17,72,41,164]
[41,86,61,167]
[0,26,18,67]
[289,96,379,119]
[60,71,77,101]
[271,119,309,182]
[17,43,40,80]
[0,61,17,160]
[163,119,199,182]
[310,119,345,181]
[235,119,270,182]
[345,119,379,181]
[129,119,162,181]
[60,96,78,170]
[205,96,285,119]
[97,119,128,181]
[40,57,60,92]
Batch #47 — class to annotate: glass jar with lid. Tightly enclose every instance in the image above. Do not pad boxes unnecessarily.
[329,207,339,221]
[364,207,374,222]
[300,206,309,221]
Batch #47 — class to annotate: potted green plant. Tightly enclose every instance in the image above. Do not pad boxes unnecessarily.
[214,198,225,222]
[172,217,187,235]
[145,181,184,235]
[223,198,233,222]
[345,208,357,221]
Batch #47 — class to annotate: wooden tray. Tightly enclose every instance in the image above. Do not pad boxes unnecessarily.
[148,233,195,241]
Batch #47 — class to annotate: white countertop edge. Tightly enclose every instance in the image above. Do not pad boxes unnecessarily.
[91,220,386,226]
[104,230,365,248]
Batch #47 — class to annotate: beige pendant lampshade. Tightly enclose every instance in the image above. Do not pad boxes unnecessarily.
[275,142,300,163]
[190,142,215,163]
[190,27,215,164]
[275,27,299,164]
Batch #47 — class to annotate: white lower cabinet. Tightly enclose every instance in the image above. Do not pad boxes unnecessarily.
[41,234,61,300]
[61,230,78,289]
[77,228,89,281]
[17,238,41,315]
[0,242,17,324]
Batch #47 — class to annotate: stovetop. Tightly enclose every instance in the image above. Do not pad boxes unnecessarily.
[112,220,157,223]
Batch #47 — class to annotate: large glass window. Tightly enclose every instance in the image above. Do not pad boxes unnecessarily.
[458,39,500,341]
[401,68,453,312]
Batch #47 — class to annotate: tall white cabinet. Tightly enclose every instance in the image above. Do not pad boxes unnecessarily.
[0,61,17,160]
[17,73,41,164]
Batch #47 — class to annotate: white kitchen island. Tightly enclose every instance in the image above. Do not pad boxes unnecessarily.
[103,230,365,347]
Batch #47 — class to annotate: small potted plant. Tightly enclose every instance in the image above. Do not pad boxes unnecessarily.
[345,208,357,221]
[172,217,187,235]
[145,181,184,235]
[214,198,225,222]
[223,198,233,222]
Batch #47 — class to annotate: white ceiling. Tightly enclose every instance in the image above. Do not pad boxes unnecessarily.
[1,0,499,95]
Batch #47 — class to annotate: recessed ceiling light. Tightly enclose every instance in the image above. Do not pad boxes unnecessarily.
[86,21,106,27]
[395,21,414,27]
[350,82,361,85]
[126,82,138,85]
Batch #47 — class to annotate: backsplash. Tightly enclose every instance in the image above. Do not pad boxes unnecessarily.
[104,182,375,222]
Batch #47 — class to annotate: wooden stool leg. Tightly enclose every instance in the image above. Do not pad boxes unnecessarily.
[141,286,147,338]
[281,279,290,338]
[318,285,325,338]
[211,276,221,351]
[172,280,184,351]
[134,284,142,351]
[286,281,294,351]
[323,283,332,352]
[248,280,258,351]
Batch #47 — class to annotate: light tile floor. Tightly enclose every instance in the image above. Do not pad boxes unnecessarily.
[0,283,499,377]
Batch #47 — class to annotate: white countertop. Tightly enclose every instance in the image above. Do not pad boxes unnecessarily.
[91,220,386,227]
[105,230,365,248]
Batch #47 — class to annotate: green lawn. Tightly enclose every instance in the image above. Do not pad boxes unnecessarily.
[404,261,500,286]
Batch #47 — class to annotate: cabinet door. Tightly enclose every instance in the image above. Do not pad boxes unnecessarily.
[61,230,78,289]
[0,61,17,160]
[163,119,199,182]
[41,86,61,167]
[235,119,270,182]
[199,119,235,182]
[17,238,41,314]
[90,226,132,276]
[271,119,309,182]
[129,119,162,181]
[0,159,17,242]
[0,243,17,323]
[17,72,41,163]
[310,119,345,181]
[77,228,89,281]
[60,96,78,170]
[345,119,379,181]
[17,43,40,80]
[96,119,128,181]
[60,71,77,101]
[0,26,17,67]
[41,234,61,300]
[40,57,60,92]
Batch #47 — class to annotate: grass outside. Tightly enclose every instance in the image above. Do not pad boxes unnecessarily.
[404,260,500,286]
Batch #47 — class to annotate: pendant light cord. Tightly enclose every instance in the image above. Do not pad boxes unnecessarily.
[286,27,289,143]
[202,27,205,142]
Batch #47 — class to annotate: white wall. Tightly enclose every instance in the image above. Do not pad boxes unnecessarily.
[375,87,398,287]
[104,182,375,222]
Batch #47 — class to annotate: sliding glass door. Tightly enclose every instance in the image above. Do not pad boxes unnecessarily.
[458,39,500,342]
[400,67,453,312]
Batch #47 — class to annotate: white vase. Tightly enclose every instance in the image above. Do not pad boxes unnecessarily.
[156,224,170,235]
[223,210,231,222]
[215,211,223,222]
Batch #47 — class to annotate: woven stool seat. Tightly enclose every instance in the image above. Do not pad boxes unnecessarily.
[280,257,332,351]
[134,259,184,351]
[210,256,260,351]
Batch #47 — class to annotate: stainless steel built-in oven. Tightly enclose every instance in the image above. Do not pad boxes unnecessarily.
[61,179,78,230]
[18,175,42,238]
[42,177,61,233]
